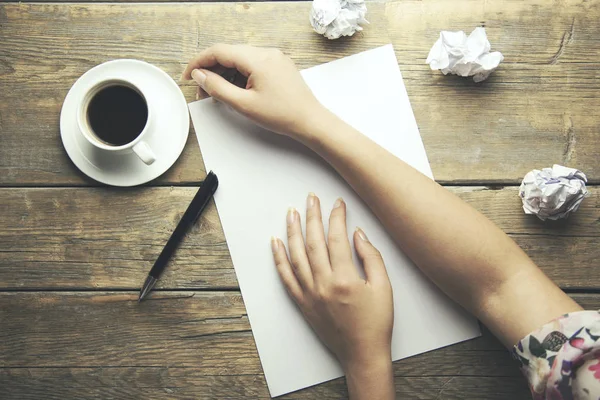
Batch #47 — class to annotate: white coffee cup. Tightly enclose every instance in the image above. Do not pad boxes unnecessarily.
[77,79,156,165]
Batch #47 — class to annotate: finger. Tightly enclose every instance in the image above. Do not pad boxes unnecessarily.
[304,193,332,281]
[354,228,389,286]
[287,207,314,290]
[192,68,252,108]
[271,236,303,303]
[188,64,227,99]
[327,198,355,273]
[182,44,255,80]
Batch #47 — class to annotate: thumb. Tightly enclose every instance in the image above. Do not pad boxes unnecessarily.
[192,68,251,109]
[354,227,390,286]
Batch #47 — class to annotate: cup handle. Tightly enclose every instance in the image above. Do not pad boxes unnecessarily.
[132,141,156,165]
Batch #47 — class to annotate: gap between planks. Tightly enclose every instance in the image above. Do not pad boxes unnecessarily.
[0,182,599,188]
[1,288,599,294]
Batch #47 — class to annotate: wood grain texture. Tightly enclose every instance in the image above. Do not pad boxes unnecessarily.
[1,186,597,290]
[0,372,533,400]
[0,292,598,399]
[386,0,600,183]
[0,187,236,290]
[1,374,532,400]
[0,2,598,185]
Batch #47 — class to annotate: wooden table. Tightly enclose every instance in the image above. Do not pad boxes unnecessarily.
[1,0,598,398]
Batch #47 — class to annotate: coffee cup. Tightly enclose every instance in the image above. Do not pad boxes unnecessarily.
[77,79,156,165]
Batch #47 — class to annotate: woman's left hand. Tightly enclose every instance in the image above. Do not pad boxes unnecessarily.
[271,193,394,396]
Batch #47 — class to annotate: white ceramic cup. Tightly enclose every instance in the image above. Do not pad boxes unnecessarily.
[77,79,156,165]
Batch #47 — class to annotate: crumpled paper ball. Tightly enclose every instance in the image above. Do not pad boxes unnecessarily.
[519,164,589,221]
[426,27,504,82]
[309,0,368,40]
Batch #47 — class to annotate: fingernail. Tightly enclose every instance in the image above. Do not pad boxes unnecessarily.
[191,69,207,87]
[287,208,297,224]
[333,197,343,208]
[307,192,316,209]
[356,227,368,241]
[271,236,279,253]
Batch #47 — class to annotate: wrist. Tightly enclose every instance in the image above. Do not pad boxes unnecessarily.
[343,351,392,377]
[292,103,340,144]
[344,353,394,400]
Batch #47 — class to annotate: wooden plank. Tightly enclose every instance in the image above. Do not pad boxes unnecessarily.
[0,187,236,290]
[0,292,597,398]
[387,0,600,64]
[0,371,533,400]
[451,186,600,237]
[0,373,532,400]
[0,2,388,186]
[0,292,255,369]
[386,0,600,183]
[0,186,598,290]
[1,2,599,186]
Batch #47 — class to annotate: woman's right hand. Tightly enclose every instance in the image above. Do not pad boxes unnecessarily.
[182,44,327,140]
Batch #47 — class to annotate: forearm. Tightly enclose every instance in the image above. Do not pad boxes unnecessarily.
[344,357,395,400]
[298,109,581,346]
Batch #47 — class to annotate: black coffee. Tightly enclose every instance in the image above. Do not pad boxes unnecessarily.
[87,84,148,146]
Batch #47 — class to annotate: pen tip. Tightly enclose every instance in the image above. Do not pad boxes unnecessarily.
[138,275,158,304]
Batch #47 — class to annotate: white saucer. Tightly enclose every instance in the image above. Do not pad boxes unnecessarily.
[60,60,189,186]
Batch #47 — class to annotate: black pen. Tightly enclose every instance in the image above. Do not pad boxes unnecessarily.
[138,171,219,302]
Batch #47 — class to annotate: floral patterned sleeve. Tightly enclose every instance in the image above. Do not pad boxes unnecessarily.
[512,310,600,400]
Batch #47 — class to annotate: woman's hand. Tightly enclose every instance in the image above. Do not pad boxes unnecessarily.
[271,193,395,399]
[183,44,327,139]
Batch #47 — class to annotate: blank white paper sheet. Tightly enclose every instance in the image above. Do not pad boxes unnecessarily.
[189,45,481,397]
